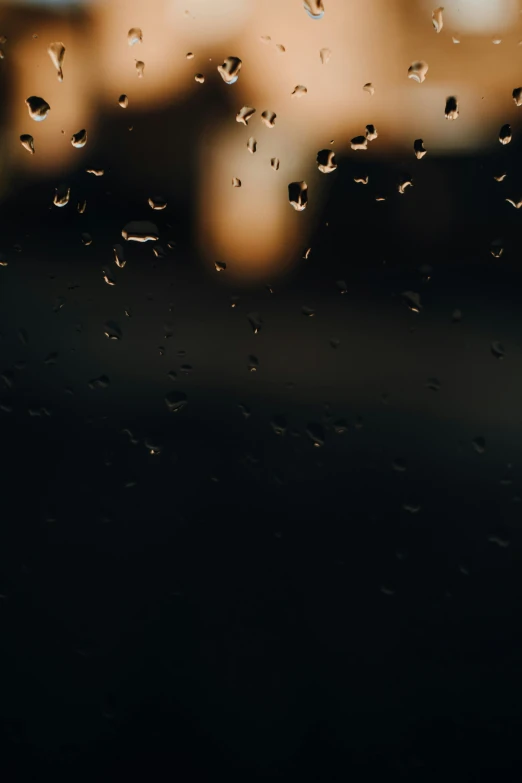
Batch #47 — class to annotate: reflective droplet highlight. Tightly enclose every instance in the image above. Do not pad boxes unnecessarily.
[270,157,280,170]
[505,197,522,209]
[513,87,522,106]
[217,56,242,85]
[26,96,50,121]
[351,136,367,151]
[303,0,324,20]
[363,82,374,95]
[121,221,159,242]
[113,244,125,268]
[165,390,187,412]
[408,61,428,83]
[128,28,143,46]
[247,136,257,154]
[432,7,444,33]
[398,176,413,194]
[316,149,337,173]
[445,96,459,119]
[20,134,34,154]
[71,129,87,148]
[53,185,70,207]
[47,42,65,81]
[288,181,308,211]
[319,47,331,64]
[499,124,512,145]
[292,85,307,98]
[194,73,205,83]
[414,138,426,159]
[261,110,276,128]
[236,105,255,125]
[365,124,378,141]
[148,196,167,210]
[118,94,128,108]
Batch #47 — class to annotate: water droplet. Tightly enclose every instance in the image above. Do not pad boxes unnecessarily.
[444,96,459,119]
[452,34,460,43]
[401,290,422,313]
[47,42,65,81]
[365,124,378,141]
[303,247,312,259]
[248,355,259,372]
[270,157,280,170]
[236,105,255,125]
[316,149,337,173]
[271,415,287,435]
[275,43,286,54]
[291,85,307,97]
[81,233,92,246]
[89,375,110,389]
[414,138,426,159]
[499,123,512,145]
[491,340,505,359]
[426,377,440,391]
[350,136,367,151]
[103,320,122,340]
[319,47,331,64]
[335,279,347,294]
[408,61,428,83]
[398,176,413,194]
[118,94,128,108]
[432,6,444,33]
[121,221,159,242]
[492,37,502,45]
[306,422,324,447]
[165,390,188,412]
[53,296,65,312]
[302,305,315,317]
[490,238,504,258]
[512,88,522,108]
[194,73,205,83]
[261,110,276,128]
[304,0,324,19]
[26,96,50,121]
[135,60,145,78]
[71,128,87,148]
[288,181,308,211]
[505,197,522,209]
[77,199,87,214]
[494,172,507,182]
[472,436,486,454]
[217,56,242,85]
[86,168,104,176]
[232,177,241,187]
[112,244,125,268]
[260,35,271,44]
[247,311,262,334]
[148,196,167,211]
[53,185,70,208]
[20,134,34,154]
[186,52,194,59]
[247,136,257,154]
[128,27,143,46]
[363,82,375,95]
[354,174,369,184]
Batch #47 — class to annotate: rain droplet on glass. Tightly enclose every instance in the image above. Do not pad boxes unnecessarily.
[135,60,145,78]
[401,290,422,312]
[217,56,242,85]
[247,312,262,334]
[365,124,378,141]
[351,136,367,151]
[304,0,324,20]
[186,52,194,59]
[316,149,337,173]
[491,340,505,359]
[408,61,428,83]
[302,305,315,317]
[275,44,286,54]
[121,221,159,242]
[306,422,324,447]
[513,87,522,106]
[104,321,122,340]
[354,174,368,184]
[20,134,34,154]
[194,73,205,83]
[81,232,92,246]
[291,85,307,97]
[271,157,280,170]
[113,244,125,267]
[215,261,227,272]
[77,199,86,213]
[288,181,308,211]
[414,138,426,159]
[261,110,276,128]
[505,197,522,209]
[89,375,110,389]
[445,96,459,119]
[236,105,255,125]
[472,436,486,454]
[363,82,375,95]
[499,123,512,145]
[148,196,167,210]
[490,238,504,258]
[86,168,104,176]
[47,42,65,81]
[26,96,50,121]
[232,177,241,187]
[128,27,143,46]
[319,47,331,64]
[432,7,444,33]
[71,129,87,148]
[247,136,257,154]
[53,185,70,207]
[118,94,128,108]
[398,176,413,194]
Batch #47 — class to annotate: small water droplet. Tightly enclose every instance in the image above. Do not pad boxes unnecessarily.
[444,96,459,119]
[335,279,347,294]
[491,340,505,359]
[291,85,307,97]
[148,195,167,210]
[261,110,276,128]
[302,305,315,317]
[165,390,188,412]
[492,37,502,45]
[365,124,378,141]
[217,56,242,85]
[248,355,259,372]
[53,296,65,312]
[128,27,143,46]
[398,176,413,194]
[271,415,287,435]
[426,377,440,391]
[414,138,426,159]
[121,221,159,242]
[432,6,444,33]
[247,311,262,334]
[113,244,125,268]
[494,172,507,181]
[18,328,28,345]
[304,0,324,20]
[452,34,460,43]
[26,96,50,121]
[319,47,331,64]
[402,502,421,514]
[103,273,115,286]
[104,320,122,340]
[306,422,324,447]
[392,458,406,472]
[81,232,92,246]
[363,82,375,95]
[247,136,257,154]
[53,185,70,208]
[215,260,227,272]
[505,197,522,209]
[236,105,255,125]
[316,149,337,173]
[490,238,504,258]
[330,338,340,348]
[20,134,34,154]
[401,290,422,313]
[118,94,128,108]
[135,60,145,78]
[47,42,65,81]
[488,535,509,547]
[275,44,286,54]
[350,136,367,151]
[288,181,308,211]
[512,87,522,107]
[71,128,87,148]
[270,157,280,170]
[89,375,110,389]
[499,123,512,145]
[408,61,428,83]
[86,168,104,176]
[77,199,87,214]
[231,177,241,187]
[472,436,486,454]
[260,35,271,44]
[186,52,194,59]
[239,403,251,418]
[194,73,205,83]
[43,351,58,365]
[303,247,312,258]
[354,174,369,184]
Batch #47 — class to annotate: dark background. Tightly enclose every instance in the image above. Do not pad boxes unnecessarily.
[2,14,522,781]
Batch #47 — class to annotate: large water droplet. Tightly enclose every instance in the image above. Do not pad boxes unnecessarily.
[350,136,367,151]
[499,124,512,145]
[261,110,276,128]
[20,134,34,154]
[303,0,324,20]
[121,221,159,242]
[414,138,426,159]
[26,96,50,121]
[113,244,125,268]
[365,124,378,141]
[148,196,167,210]
[236,105,255,125]
[292,85,307,98]
[319,47,331,64]
[270,157,280,170]
[363,82,375,95]
[135,60,145,78]
[247,136,257,154]
[71,129,87,148]
[128,27,143,46]
[445,96,459,120]
[316,149,337,173]
[118,94,128,108]
[432,7,444,33]
[408,61,428,83]
[53,185,70,207]
[513,87,522,106]
[217,56,242,85]
[47,42,65,81]
[288,181,308,211]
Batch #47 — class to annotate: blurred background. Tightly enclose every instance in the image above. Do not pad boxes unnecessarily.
[2,1,522,780]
